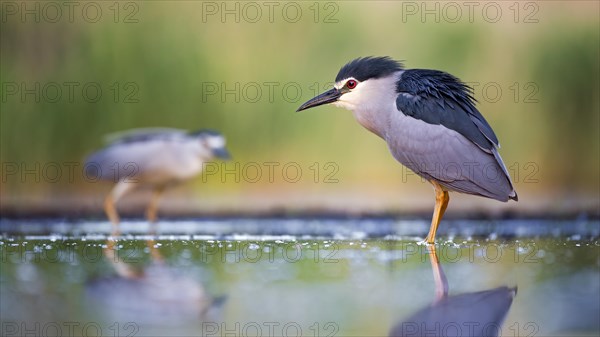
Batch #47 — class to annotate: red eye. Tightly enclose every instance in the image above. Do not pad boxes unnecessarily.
[346,80,357,89]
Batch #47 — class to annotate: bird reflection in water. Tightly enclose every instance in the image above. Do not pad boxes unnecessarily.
[390,245,516,337]
[85,235,225,326]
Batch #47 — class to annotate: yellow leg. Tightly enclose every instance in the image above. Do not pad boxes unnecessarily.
[426,245,448,302]
[145,187,164,223]
[104,195,120,226]
[425,181,450,244]
[103,181,137,234]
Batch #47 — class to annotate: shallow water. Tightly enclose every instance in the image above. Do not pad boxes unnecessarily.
[1,218,599,337]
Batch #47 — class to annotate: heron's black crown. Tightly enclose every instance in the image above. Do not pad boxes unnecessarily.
[336,56,404,82]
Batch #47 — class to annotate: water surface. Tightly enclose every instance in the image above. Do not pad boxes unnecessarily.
[1,218,598,337]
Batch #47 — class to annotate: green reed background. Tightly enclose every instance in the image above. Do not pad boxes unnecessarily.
[1,1,598,214]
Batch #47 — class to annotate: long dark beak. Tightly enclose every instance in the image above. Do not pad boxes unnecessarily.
[296,88,341,112]
[212,147,231,160]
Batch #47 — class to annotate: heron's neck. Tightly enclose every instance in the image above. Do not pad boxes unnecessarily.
[352,106,388,139]
[349,72,401,139]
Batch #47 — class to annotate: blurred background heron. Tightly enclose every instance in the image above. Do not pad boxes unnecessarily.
[85,128,230,225]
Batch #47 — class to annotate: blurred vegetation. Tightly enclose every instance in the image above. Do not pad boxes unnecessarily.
[0,1,598,214]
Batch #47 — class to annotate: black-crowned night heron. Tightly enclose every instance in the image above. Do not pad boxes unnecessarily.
[298,57,517,244]
[85,128,230,225]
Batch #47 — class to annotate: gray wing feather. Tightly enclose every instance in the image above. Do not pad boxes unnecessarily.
[87,128,189,182]
[86,128,206,184]
[387,119,516,201]
[85,140,187,182]
[396,69,499,151]
[85,142,158,181]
